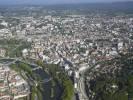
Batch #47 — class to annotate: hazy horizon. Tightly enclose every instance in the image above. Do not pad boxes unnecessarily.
[0,0,133,5]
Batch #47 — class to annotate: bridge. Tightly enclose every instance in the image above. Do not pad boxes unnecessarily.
[0,58,43,71]
[32,67,42,71]
[39,78,52,84]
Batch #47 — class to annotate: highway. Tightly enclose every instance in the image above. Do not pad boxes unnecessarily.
[78,76,88,100]
[77,65,90,100]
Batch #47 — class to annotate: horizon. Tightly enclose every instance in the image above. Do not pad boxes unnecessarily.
[0,0,133,5]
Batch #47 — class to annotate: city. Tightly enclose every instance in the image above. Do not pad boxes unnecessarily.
[0,1,133,100]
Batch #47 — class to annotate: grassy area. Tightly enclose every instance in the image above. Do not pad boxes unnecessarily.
[10,63,32,74]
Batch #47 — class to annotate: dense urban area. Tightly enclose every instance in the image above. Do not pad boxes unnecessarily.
[0,2,133,100]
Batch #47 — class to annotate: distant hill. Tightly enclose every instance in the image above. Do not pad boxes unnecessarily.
[43,1,133,11]
[1,1,133,16]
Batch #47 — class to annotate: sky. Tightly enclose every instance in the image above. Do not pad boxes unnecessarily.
[0,0,132,5]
